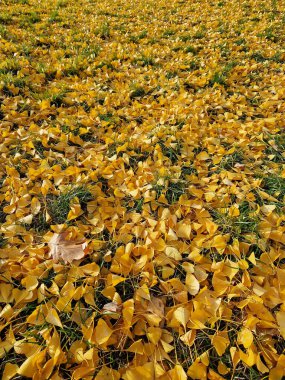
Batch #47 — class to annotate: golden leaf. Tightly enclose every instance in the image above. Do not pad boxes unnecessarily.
[94,319,113,346]
[46,308,63,328]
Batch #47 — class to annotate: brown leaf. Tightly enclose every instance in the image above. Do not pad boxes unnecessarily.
[102,302,122,315]
[48,232,87,263]
[147,296,165,319]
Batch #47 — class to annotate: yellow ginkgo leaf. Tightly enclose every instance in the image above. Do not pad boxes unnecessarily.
[46,308,63,328]
[237,328,253,349]
[187,361,207,380]
[31,197,41,215]
[67,203,83,221]
[185,273,200,295]
[212,335,230,356]
[94,319,113,346]
[2,363,19,380]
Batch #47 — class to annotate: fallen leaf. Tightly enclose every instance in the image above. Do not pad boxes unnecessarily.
[48,232,87,263]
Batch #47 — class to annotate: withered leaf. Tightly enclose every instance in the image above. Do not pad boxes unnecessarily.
[48,232,87,263]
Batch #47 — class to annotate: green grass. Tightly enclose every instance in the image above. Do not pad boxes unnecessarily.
[0,73,27,92]
[152,178,188,205]
[96,22,110,39]
[210,201,260,240]
[0,58,20,75]
[47,185,93,224]
[130,86,146,99]
[165,180,187,204]
[261,175,285,202]
[124,196,144,213]
[129,30,147,42]
[209,71,227,86]
[133,55,156,67]
[0,13,13,24]
[163,29,176,37]
[193,31,205,39]
[181,165,197,178]
[264,132,285,163]
[48,8,62,23]
[185,45,198,54]
[158,140,182,164]
[0,234,7,247]
[218,150,244,171]
[250,52,268,62]
[209,62,237,87]
[0,25,8,39]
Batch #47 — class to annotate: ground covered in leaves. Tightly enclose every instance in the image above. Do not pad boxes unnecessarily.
[0,0,285,378]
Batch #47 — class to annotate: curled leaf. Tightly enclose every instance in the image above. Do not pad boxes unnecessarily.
[102,302,122,316]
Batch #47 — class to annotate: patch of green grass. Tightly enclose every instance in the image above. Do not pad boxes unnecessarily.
[99,112,113,122]
[152,178,187,205]
[264,133,285,163]
[0,350,26,378]
[33,140,48,158]
[235,37,247,46]
[20,12,41,26]
[127,148,150,169]
[152,183,165,201]
[46,89,69,106]
[124,197,144,213]
[184,60,200,71]
[0,234,7,247]
[181,165,197,178]
[272,52,285,63]
[130,86,146,99]
[48,8,62,23]
[57,0,68,7]
[218,150,244,171]
[209,71,227,86]
[209,62,237,87]
[35,62,57,80]
[62,63,83,77]
[250,52,268,62]
[193,30,205,39]
[129,30,147,43]
[163,29,176,37]
[28,12,41,24]
[0,13,13,24]
[172,46,182,52]
[158,140,182,164]
[47,186,93,224]
[114,276,140,302]
[58,313,84,351]
[97,347,135,373]
[0,25,8,39]
[0,73,27,90]
[170,331,193,371]
[261,175,285,202]
[210,201,259,240]
[133,55,156,67]
[185,45,198,54]
[166,70,178,79]
[264,27,279,42]
[165,180,187,204]
[0,58,21,75]
[180,34,192,42]
[0,200,7,223]
[80,45,101,60]
[96,22,110,39]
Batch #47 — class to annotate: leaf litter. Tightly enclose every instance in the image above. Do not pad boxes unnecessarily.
[0,0,285,379]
